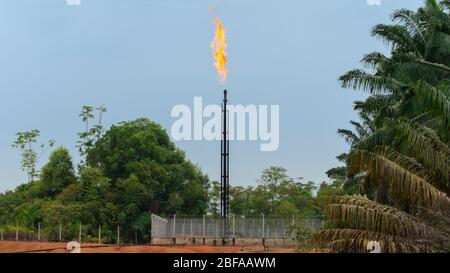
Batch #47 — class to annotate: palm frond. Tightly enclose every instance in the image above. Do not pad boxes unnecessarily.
[348,147,450,211]
[337,129,360,146]
[325,195,444,238]
[392,9,426,42]
[386,118,449,182]
[361,52,392,71]
[315,229,430,253]
[413,80,450,123]
[372,24,422,55]
[340,69,406,95]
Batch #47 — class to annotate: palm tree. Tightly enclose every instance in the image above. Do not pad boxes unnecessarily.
[326,113,374,194]
[316,0,450,252]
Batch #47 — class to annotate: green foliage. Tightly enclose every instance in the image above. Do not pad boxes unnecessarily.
[39,147,77,198]
[316,180,348,211]
[86,118,209,216]
[318,0,450,253]
[1,118,210,243]
[210,166,322,219]
[12,129,54,183]
[257,166,292,186]
[77,105,108,168]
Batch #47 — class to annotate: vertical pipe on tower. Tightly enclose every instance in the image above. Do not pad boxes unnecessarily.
[221,89,229,241]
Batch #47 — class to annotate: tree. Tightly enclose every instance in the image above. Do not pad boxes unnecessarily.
[12,129,55,183]
[86,118,210,216]
[77,105,107,168]
[315,0,450,253]
[257,166,291,186]
[39,147,77,198]
[208,181,221,217]
[225,167,321,219]
[1,116,211,243]
[79,106,94,134]
[315,180,346,211]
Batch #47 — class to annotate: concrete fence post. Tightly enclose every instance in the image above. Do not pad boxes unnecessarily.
[262,214,265,239]
[1,231,3,241]
[202,214,206,244]
[292,215,296,240]
[182,220,185,237]
[190,219,193,237]
[59,222,62,242]
[242,216,246,237]
[172,214,176,244]
[232,214,236,246]
[37,222,41,241]
[16,221,18,241]
[79,222,82,243]
[215,219,218,238]
[117,226,120,245]
[98,225,101,244]
[232,214,235,238]
[262,214,266,247]
[135,229,138,245]
[252,218,255,238]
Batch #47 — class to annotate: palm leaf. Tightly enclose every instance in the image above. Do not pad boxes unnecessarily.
[340,69,406,95]
[315,229,430,253]
[348,147,450,211]
[325,195,444,238]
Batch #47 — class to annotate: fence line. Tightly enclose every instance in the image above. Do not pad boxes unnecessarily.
[0,214,322,246]
[151,214,322,241]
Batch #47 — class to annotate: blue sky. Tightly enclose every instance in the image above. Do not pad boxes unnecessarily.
[0,0,423,192]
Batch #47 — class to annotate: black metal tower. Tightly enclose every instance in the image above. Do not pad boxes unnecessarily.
[221,89,229,240]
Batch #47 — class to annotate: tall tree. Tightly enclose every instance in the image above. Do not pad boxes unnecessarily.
[86,118,210,216]
[77,105,107,168]
[39,147,77,197]
[316,0,450,253]
[12,129,54,183]
[257,166,292,186]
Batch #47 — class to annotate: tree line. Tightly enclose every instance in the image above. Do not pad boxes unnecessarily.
[316,0,450,253]
[0,106,341,243]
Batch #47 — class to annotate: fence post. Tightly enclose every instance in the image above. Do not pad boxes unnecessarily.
[59,222,62,242]
[135,229,138,245]
[172,214,176,244]
[1,230,3,241]
[98,225,101,244]
[262,214,265,246]
[232,214,236,246]
[78,222,81,243]
[182,220,185,237]
[37,222,41,241]
[202,214,206,245]
[242,216,246,237]
[117,226,120,245]
[262,214,265,238]
[252,218,255,238]
[79,222,82,243]
[215,219,218,238]
[292,215,296,240]
[16,221,18,241]
[190,219,193,237]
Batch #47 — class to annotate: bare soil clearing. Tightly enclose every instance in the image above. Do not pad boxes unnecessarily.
[0,241,299,253]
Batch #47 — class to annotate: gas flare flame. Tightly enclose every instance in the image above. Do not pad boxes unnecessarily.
[211,18,228,85]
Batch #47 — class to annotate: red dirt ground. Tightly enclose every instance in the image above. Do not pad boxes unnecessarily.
[0,241,300,253]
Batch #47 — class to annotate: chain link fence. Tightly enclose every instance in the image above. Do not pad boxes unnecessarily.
[151,214,322,246]
[0,214,322,247]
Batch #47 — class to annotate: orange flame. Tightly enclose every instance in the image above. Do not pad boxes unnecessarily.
[211,18,228,85]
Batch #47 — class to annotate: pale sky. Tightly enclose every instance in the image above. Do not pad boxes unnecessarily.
[0,0,423,192]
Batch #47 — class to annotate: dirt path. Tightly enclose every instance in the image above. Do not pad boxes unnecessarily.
[0,241,297,253]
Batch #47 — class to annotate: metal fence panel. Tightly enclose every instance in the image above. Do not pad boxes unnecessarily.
[151,214,322,239]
